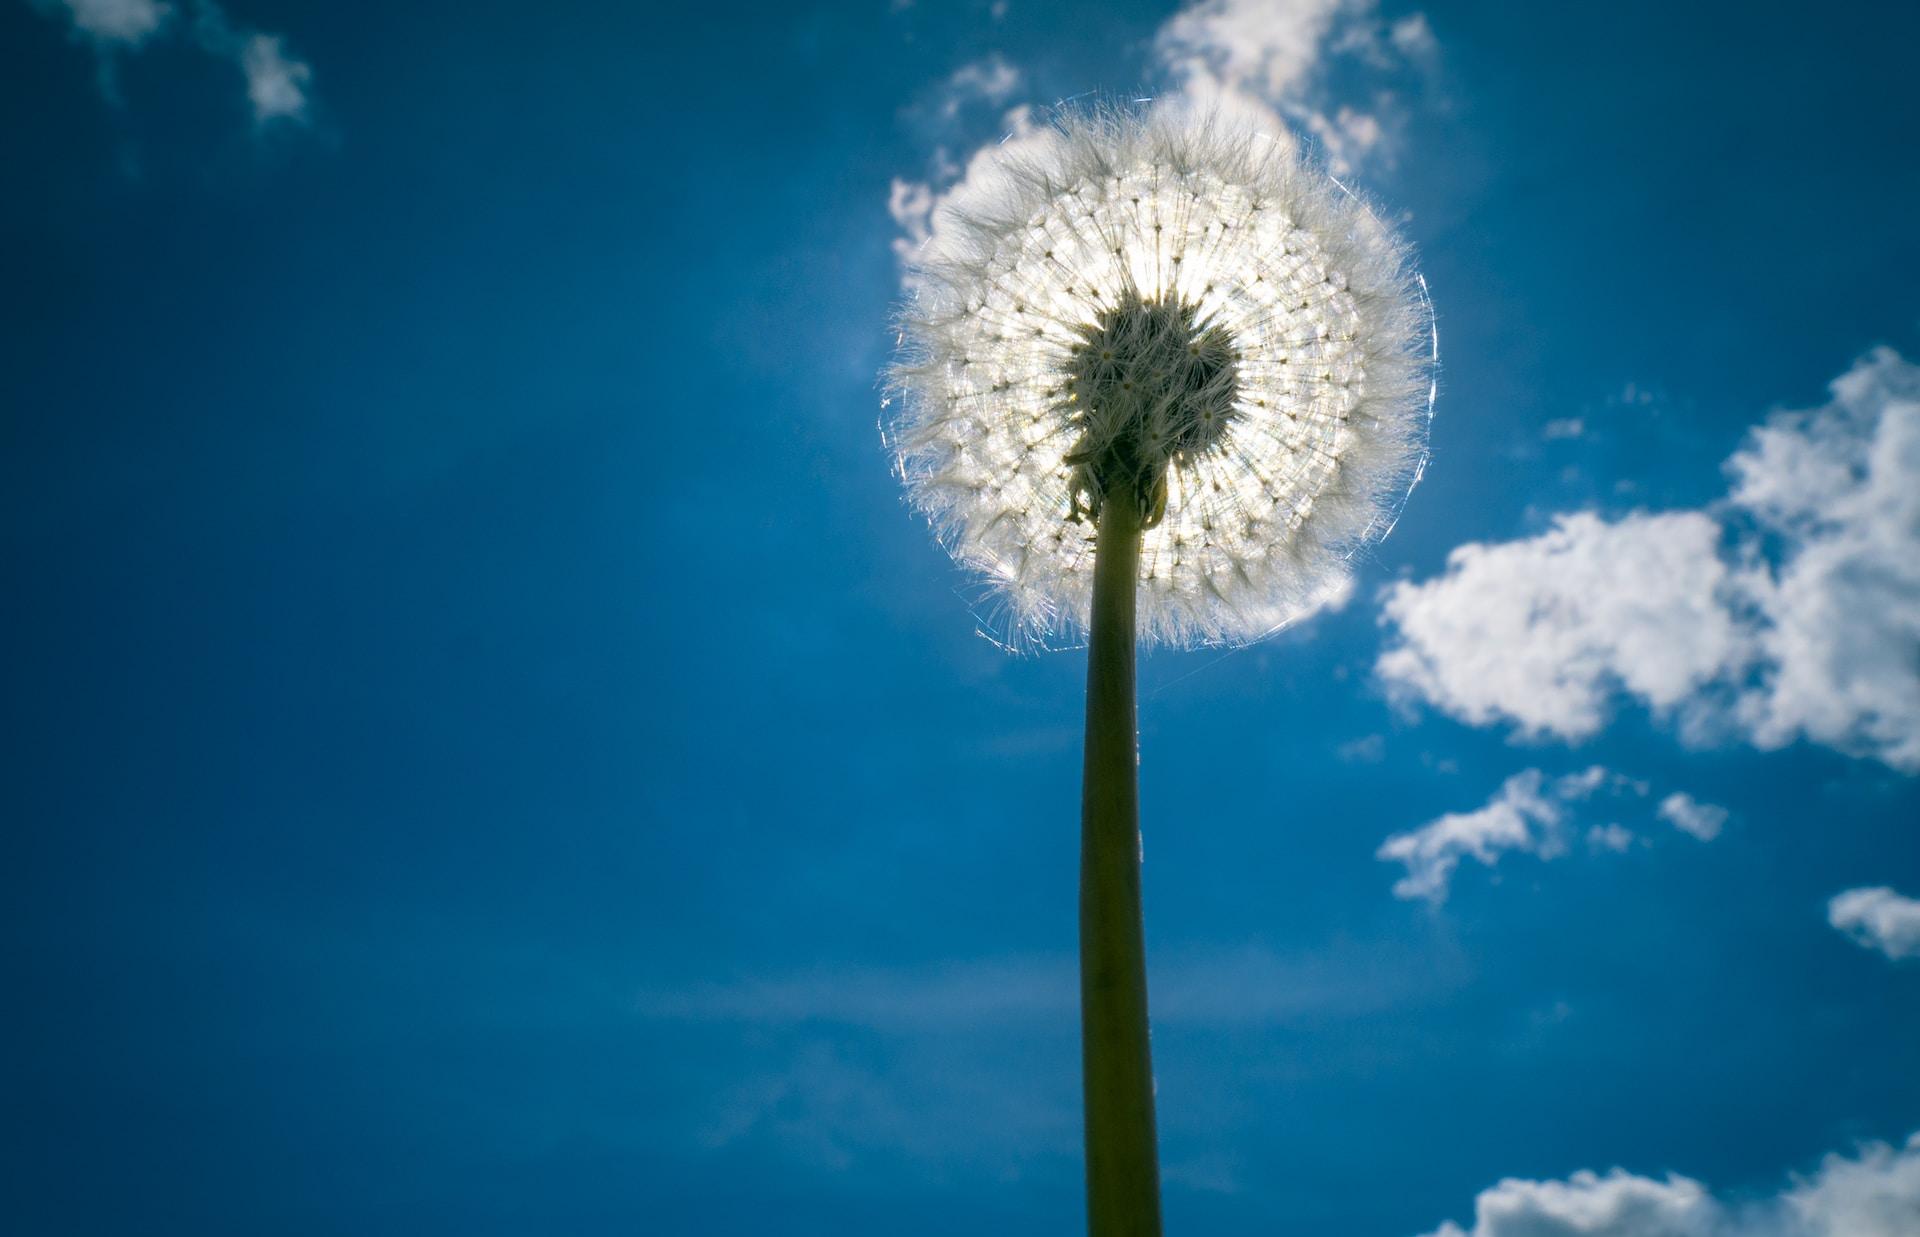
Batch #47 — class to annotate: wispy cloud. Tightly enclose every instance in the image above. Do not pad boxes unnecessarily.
[636,940,1454,1032]
[190,1,314,127]
[1377,767,1720,903]
[1379,349,1920,773]
[887,0,1445,278]
[635,956,1074,1032]
[639,940,1463,1175]
[692,1037,1080,1173]
[938,52,1021,118]
[32,0,315,131]
[1152,0,1443,173]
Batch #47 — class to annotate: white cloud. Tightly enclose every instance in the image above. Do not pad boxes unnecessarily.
[886,177,936,257]
[1151,0,1439,173]
[54,0,169,44]
[1301,101,1386,167]
[886,0,1443,313]
[1377,769,1569,903]
[1418,1130,1920,1237]
[1783,1131,1920,1235]
[1657,792,1727,841]
[886,101,1044,271]
[1422,1167,1718,1237]
[939,53,1021,118]
[238,32,312,124]
[1155,0,1351,104]
[1543,417,1586,440]
[1726,349,1920,771]
[1378,511,1752,741]
[36,0,314,130]
[1389,12,1439,62]
[1588,823,1635,853]
[1377,767,1697,901]
[192,2,314,127]
[1379,350,1920,773]
[1827,886,1920,961]
[1556,765,1632,800]
[1337,733,1387,762]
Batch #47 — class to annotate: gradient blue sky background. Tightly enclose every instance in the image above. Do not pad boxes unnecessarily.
[5,2,1918,1234]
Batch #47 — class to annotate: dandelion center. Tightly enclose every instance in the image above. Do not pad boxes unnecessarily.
[1064,293,1240,529]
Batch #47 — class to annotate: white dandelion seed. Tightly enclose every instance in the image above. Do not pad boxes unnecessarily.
[886,105,1434,648]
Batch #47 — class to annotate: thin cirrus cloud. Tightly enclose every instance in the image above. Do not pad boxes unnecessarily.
[1827,886,1920,961]
[36,0,315,128]
[1416,1128,1920,1237]
[1376,766,1724,904]
[634,939,1459,1033]
[638,942,1466,1174]
[1379,348,1920,774]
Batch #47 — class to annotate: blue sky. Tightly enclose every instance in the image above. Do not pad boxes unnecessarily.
[4,2,1918,1234]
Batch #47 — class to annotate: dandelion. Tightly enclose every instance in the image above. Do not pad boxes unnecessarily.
[885,105,1432,1236]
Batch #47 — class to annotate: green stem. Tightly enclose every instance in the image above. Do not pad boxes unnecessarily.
[1079,484,1162,1237]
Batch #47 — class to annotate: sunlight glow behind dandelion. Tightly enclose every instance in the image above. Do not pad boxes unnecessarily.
[887,108,1434,648]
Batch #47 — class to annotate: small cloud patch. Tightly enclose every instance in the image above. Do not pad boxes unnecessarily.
[1828,886,1920,961]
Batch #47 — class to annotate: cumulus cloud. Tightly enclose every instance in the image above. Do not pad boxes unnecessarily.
[1657,792,1728,842]
[1827,887,1920,961]
[1422,1167,1719,1237]
[1379,349,1920,773]
[1725,350,1920,770]
[1783,1131,1920,1234]
[1378,512,1753,741]
[1418,1130,1920,1237]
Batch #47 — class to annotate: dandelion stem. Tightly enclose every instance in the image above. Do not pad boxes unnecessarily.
[1079,482,1162,1237]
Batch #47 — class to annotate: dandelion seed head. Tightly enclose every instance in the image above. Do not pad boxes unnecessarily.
[886,106,1433,649]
